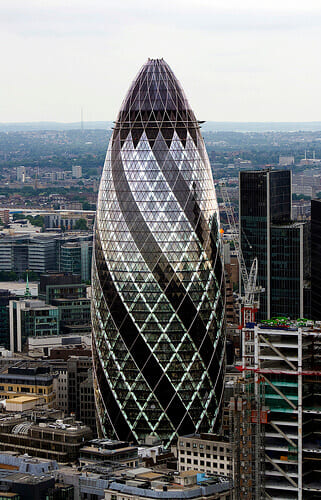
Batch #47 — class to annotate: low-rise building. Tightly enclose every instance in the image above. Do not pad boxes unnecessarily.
[177,434,232,477]
[104,468,232,500]
[57,466,232,500]
[79,439,139,468]
[0,416,92,463]
[0,364,56,406]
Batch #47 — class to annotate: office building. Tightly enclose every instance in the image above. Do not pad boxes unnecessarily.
[60,240,92,282]
[311,199,321,320]
[270,222,308,318]
[92,59,225,445]
[177,434,232,477]
[0,364,55,405]
[66,356,93,422]
[104,468,232,500]
[39,273,91,335]
[57,466,232,500]
[0,235,57,277]
[0,290,15,350]
[79,369,96,434]
[16,166,26,183]
[240,169,308,319]
[9,300,59,352]
[72,165,82,178]
[79,439,139,468]
[0,415,92,462]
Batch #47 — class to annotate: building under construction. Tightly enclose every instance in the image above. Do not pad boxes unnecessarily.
[230,320,321,499]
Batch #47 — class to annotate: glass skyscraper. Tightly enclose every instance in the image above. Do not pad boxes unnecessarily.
[92,59,225,445]
[239,169,308,319]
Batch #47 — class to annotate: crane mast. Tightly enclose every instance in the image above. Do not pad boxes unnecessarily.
[219,180,260,326]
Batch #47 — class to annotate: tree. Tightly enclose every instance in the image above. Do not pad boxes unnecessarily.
[74,218,88,230]
[26,215,44,228]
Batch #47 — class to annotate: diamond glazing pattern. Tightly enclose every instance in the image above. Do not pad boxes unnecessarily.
[92,59,225,445]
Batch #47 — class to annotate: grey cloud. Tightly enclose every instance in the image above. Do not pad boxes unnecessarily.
[1,3,321,38]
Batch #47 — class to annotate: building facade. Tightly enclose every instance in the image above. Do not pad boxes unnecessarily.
[0,290,15,350]
[0,364,55,405]
[39,273,91,336]
[177,434,232,477]
[9,300,59,352]
[92,59,225,445]
[239,169,308,319]
[0,235,57,277]
[61,240,92,282]
[311,199,321,320]
[231,321,321,499]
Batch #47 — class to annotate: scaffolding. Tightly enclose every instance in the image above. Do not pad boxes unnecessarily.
[229,374,266,499]
[232,321,321,499]
[252,323,321,499]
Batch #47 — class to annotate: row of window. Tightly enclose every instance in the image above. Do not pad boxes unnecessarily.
[180,453,230,461]
[180,459,232,469]
[0,385,47,394]
[179,441,230,453]
[180,453,231,464]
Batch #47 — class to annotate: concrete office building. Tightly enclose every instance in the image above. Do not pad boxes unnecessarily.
[177,434,232,477]
[72,165,82,178]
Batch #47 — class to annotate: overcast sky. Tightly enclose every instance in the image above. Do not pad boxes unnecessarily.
[1,0,321,123]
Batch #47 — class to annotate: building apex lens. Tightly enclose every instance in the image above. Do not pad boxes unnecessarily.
[92,59,225,447]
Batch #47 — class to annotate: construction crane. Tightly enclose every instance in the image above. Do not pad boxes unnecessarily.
[219,180,260,327]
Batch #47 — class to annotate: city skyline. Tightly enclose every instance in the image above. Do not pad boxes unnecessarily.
[2,0,321,123]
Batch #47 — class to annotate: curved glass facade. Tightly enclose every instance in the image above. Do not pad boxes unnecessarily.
[92,59,225,445]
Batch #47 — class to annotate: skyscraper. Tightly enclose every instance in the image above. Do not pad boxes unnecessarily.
[92,59,225,445]
[240,169,308,319]
[311,199,321,320]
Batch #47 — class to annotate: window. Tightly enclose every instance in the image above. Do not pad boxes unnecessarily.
[180,458,185,463]
[220,447,224,452]
[187,451,191,456]
[186,442,190,448]
[199,444,204,449]
[220,464,224,469]
[206,461,211,467]
[200,460,204,466]
[179,441,184,447]
[187,459,191,464]
[206,445,210,450]
[193,459,198,465]
[193,443,197,448]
